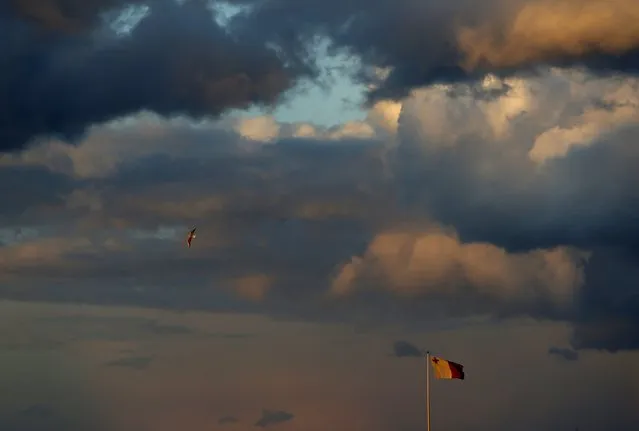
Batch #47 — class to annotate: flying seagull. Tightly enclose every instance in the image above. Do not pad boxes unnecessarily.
[186,227,196,248]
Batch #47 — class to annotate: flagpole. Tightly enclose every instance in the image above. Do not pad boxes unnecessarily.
[425,350,431,431]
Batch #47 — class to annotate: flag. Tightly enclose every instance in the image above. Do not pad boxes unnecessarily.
[430,356,464,380]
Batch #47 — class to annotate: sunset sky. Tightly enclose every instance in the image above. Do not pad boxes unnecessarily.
[2,1,639,430]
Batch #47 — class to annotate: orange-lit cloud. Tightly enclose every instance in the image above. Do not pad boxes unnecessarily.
[458,0,639,71]
[331,226,587,310]
[230,274,273,301]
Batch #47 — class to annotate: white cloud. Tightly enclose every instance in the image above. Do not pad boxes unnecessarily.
[397,69,639,164]
[529,73,639,163]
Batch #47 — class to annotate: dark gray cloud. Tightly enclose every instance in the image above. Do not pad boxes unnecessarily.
[2,66,639,355]
[569,249,639,352]
[8,0,145,30]
[0,0,306,152]
[4,0,639,155]
[255,410,294,427]
[548,346,579,361]
[0,117,635,353]
[219,415,239,425]
[419,125,639,253]
[386,77,639,352]
[230,0,639,103]
[392,340,423,358]
[0,165,74,223]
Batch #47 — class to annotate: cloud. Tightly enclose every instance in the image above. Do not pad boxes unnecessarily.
[392,340,422,357]
[548,346,579,361]
[0,165,74,222]
[255,410,294,427]
[231,0,639,102]
[4,0,639,156]
[330,226,587,321]
[8,0,146,31]
[387,69,639,350]
[231,274,273,302]
[2,65,639,353]
[568,249,639,352]
[0,0,305,152]
[395,68,639,252]
[456,0,639,71]
[218,415,239,425]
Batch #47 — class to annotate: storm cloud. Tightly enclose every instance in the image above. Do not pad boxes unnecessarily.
[4,0,639,153]
[2,69,639,353]
[231,0,639,102]
[392,340,423,357]
[0,0,304,152]
[3,1,639,359]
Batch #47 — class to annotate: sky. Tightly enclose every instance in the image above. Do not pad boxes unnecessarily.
[2,0,639,430]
